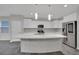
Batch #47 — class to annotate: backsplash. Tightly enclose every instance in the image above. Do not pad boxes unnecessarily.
[23,28,62,34]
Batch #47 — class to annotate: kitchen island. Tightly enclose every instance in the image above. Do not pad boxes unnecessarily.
[13,33,66,53]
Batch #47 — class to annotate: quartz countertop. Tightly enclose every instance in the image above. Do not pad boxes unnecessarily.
[15,33,67,39]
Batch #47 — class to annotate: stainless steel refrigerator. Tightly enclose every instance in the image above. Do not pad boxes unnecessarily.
[62,21,77,49]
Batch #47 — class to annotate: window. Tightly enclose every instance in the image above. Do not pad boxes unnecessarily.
[0,18,9,33]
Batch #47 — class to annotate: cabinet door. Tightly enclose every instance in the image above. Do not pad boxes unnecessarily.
[11,20,22,34]
[54,20,62,28]
[24,19,34,28]
[10,20,22,41]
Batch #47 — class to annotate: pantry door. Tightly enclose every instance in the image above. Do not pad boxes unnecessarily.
[11,20,22,41]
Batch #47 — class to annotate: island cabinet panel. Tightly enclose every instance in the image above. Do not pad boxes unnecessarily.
[21,39,63,53]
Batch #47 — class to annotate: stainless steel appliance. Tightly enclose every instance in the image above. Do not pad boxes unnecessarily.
[37,24,44,34]
[62,21,77,49]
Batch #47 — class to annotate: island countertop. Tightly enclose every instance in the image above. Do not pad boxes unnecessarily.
[15,33,67,39]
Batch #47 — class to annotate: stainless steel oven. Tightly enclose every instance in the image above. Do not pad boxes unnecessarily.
[62,21,77,49]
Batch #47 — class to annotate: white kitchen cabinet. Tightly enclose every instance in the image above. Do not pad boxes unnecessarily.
[11,20,22,34]
[32,21,53,28]
[52,20,62,28]
[24,19,34,28]
[24,19,62,28]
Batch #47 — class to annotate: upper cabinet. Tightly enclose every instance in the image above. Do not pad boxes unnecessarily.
[62,13,77,22]
[24,19,34,28]
[24,19,62,28]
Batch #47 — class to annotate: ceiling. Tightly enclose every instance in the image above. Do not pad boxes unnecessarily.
[0,4,79,20]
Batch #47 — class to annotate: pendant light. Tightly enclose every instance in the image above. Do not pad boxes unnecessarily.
[35,4,38,20]
[35,12,38,20]
[48,4,51,21]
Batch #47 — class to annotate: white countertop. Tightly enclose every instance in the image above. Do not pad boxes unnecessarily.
[15,33,67,39]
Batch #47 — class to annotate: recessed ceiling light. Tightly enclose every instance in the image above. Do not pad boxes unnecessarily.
[64,4,68,7]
